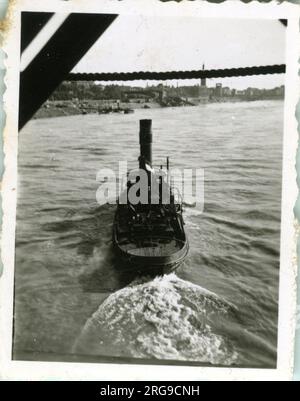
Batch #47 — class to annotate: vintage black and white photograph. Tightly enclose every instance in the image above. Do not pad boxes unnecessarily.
[1,1,299,380]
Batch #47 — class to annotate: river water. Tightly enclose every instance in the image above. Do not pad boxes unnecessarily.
[14,100,283,367]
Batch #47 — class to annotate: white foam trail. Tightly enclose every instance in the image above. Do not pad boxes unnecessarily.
[74,274,238,365]
[184,207,203,216]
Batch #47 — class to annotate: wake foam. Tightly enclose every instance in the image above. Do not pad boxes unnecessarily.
[74,274,238,365]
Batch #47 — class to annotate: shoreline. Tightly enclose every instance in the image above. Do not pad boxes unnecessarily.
[33,98,284,119]
[33,100,162,119]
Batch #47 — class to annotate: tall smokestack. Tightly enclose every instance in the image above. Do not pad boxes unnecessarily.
[139,119,152,168]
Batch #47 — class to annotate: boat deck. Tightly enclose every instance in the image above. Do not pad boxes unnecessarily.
[120,237,184,257]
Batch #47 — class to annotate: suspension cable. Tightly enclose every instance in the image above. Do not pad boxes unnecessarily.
[67,65,285,82]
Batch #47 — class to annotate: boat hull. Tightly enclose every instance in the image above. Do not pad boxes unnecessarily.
[113,228,189,275]
[111,119,189,276]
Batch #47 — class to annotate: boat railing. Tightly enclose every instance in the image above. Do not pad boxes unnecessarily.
[119,163,184,206]
[172,186,183,205]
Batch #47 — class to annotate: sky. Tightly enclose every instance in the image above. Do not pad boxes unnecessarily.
[73,16,286,90]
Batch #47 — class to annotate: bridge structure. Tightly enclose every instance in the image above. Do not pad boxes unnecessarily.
[19,12,286,130]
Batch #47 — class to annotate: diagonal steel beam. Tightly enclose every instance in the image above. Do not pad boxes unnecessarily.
[19,13,118,130]
[20,12,54,53]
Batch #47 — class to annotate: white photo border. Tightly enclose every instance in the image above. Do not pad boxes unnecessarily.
[0,0,299,381]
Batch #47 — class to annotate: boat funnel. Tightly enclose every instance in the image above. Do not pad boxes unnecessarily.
[139,119,152,168]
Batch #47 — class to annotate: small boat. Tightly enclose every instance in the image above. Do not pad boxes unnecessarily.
[113,119,189,275]
[98,107,112,114]
[124,108,134,114]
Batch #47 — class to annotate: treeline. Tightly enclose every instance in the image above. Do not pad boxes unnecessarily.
[48,81,199,101]
[49,82,130,101]
[174,86,199,97]
[48,81,284,102]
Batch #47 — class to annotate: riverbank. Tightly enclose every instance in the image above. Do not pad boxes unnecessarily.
[33,100,162,119]
[33,97,284,119]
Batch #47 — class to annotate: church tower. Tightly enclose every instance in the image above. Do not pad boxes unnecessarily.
[198,64,209,103]
[201,64,206,87]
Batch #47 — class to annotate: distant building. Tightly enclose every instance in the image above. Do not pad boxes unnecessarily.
[215,83,223,97]
[236,89,246,97]
[121,90,153,103]
[198,64,209,103]
[201,64,206,88]
[245,88,260,98]
[198,86,209,102]
[275,86,285,97]
[157,84,166,101]
[222,87,231,97]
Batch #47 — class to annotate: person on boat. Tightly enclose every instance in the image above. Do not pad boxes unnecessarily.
[138,155,155,174]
